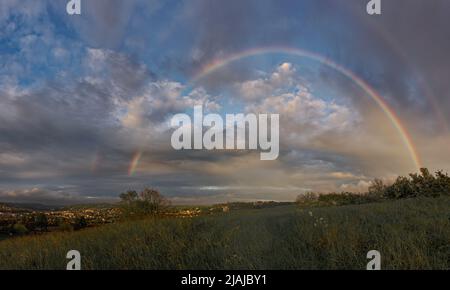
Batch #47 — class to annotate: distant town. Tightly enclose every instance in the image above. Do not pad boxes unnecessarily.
[0,200,291,240]
[0,203,121,239]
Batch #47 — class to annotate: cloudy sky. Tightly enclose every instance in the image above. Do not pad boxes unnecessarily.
[0,0,449,204]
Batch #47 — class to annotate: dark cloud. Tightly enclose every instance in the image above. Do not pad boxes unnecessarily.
[0,187,117,205]
[57,0,138,48]
[371,0,450,126]
[341,0,450,131]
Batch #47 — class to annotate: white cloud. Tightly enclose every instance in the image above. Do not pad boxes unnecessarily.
[233,63,360,148]
[120,82,219,130]
[339,180,372,193]
[330,172,367,180]
[236,62,298,100]
[247,91,358,145]
[0,153,26,166]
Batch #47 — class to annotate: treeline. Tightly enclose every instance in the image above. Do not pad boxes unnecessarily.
[297,168,450,207]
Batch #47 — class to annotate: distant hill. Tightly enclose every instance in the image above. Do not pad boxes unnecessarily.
[61,203,118,211]
[0,203,28,213]
[0,202,62,212]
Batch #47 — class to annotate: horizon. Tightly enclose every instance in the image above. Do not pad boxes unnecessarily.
[0,196,295,207]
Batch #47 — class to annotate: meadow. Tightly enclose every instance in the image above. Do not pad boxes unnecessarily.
[0,196,448,270]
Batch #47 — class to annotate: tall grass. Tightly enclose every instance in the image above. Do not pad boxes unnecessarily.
[0,196,448,270]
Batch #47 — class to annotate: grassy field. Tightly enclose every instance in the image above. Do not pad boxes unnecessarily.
[0,234,9,242]
[0,196,448,270]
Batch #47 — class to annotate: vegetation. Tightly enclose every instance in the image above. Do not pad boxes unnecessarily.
[0,205,121,238]
[73,216,88,230]
[57,222,74,232]
[0,189,175,239]
[0,169,448,270]
[119,188,170,217]
[383,168,450,199]
[12,223,28,236]
[296,192,379,207]
[296,168,450,207]
[34,213,49,231]
[0,196,448,270]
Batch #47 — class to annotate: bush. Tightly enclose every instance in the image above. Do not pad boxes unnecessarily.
[73,217,88,230]
[296,192,319,205]
[435,170,450,195]
[294,168,450,207]
[296,191,379,207]
[57,222,74,232]
[383,168,450,199]
[317,192,376,206]
[12,223,28,235]
[384,176,414,199]
[34,213,49,231]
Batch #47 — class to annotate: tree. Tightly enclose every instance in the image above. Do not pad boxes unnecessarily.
[120,188,170,216]
[140,188,169,212]
[73,216,88,230]
[368,178,386,198]
[435,170,450,195]
[296,192,318,204]
[34,213,49,231]
[119,190,138,204]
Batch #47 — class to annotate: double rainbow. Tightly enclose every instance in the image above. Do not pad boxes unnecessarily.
[128,46,422,175]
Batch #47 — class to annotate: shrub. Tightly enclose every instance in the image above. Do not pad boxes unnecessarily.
[12,223,28,235]
[296,191,378,207]
[58,222,74,232]
[296,192,319,205]
[384,176,414,199]
[73,216,88,230]
[383,168,450,199]
[34,213,49,231]
[317,192,374,206]
[435,170,450,195]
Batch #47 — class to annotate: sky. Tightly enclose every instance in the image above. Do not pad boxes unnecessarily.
[0,0,449,205]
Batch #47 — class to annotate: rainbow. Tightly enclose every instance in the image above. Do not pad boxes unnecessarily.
[347,6,449,134]
[128,150,142,176]
[191,46,422,171]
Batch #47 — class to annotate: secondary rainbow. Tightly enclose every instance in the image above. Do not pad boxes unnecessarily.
[191,46,422,171]
[128,150,142,176]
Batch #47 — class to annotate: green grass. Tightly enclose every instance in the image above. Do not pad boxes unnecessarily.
[0,197,448,270]
[0,234,9,242]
